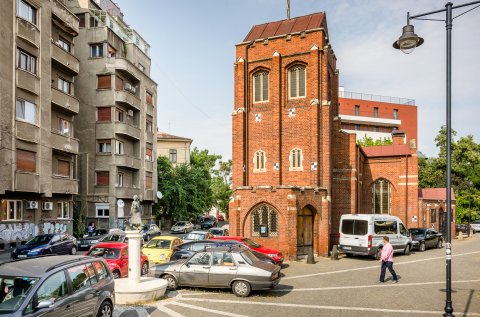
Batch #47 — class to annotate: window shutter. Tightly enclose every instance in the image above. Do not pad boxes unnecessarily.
[16,150,36,172]
[97,75,111,89]
[298,67,306,97]
[115,76,123,91]
[262,73,269,101]
[97,107,111,122]
[57,160,70,177]
[146,175,152,189]
[290,69,297,97]
[146,92,153,105]
[96,172,109,185]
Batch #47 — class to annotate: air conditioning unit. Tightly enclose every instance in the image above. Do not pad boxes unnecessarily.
[42,202,53,211]
[127,110,134,116]
[124,83,136,93]
[26,201,38,209]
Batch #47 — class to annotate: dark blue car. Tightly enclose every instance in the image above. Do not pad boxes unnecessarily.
[11,234,77,259]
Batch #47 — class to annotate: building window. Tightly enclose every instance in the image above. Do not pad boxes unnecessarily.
[146,120,152,133]
[253,71,269,103]
[16,48,36,74]
[115,141,124,155]
[57,202,70,219]
[58,78,71,94]
[253,150,266,172]
[90,15,101,28]
[16,99,36,124]
[288,65,306,99]
[107,45,116,58]
[95,204,109,218]
[373,179,390,214]
[251,204,278,237]
[374,126,380,132]
[393,109,399,119]
[355,125,360,131]
[169,149,177,163]
[97,75,111,89]
[77,13,85,28]
[56,160,71,177]
[57,117,71,136]
[289,148,303,171]
[16,149,36,173]
[90,44,104,57]
[117,172,124,187]
[1,200,23,221]
[115,76,123,91]
[96,171,109,186]
[145,148,153,161]
[430,208,437,223]
[114,108,124,122]
[374,107,379,118]
[17,0,36,25]
[57,37,71,53]
[146,92,153,106]
[97,107,111,122]
[146,173,153,189]
[97,140,111,153]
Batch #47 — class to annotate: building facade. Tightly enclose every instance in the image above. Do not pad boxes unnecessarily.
[66,0,157,230]
[418,188,456,236]
[0,0,81,246]
[157,132,193,166]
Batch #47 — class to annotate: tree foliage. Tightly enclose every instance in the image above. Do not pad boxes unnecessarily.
[357,136,393,147]
[211,160,232,217]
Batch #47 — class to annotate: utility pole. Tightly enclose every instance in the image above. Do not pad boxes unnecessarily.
[287,0,290,19]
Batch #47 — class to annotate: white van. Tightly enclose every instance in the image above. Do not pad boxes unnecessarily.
[338,214,412,259]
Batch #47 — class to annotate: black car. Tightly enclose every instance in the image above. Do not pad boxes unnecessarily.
[410,228,443,252]
[77,229,109,251]
[171,240,277,265]
[199,216,217,230]
[11,234,77,259]
[0,255,115,317]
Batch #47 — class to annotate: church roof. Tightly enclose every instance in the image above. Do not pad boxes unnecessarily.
[418,188,456,201]
[361,144,411,158]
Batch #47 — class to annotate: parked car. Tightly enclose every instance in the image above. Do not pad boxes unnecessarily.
[182,231,214,243]
[141,224,161,242]
[0,255,114,317]
[142,236,183,265]
[199,216,218,230]
[77,229,110,251]
[171,221,194,234]
[152,246,281,297]
[470,220,480,234]
[98,230,128,244]
[217,214,225,222]
[455,223,470,237]
[170,239,277,265]
[212,236,284,265]
[208,227,229,237]
[85,242,149,279]
[11,234,77,259]
[410,228,443,251]
[338,214,413,259]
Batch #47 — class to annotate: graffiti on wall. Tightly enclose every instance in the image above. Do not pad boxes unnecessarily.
[42,222,67,234]
[0,222,69,243]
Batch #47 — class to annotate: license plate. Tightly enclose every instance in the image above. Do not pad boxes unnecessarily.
[343,246,352,250]
[18,255,27,258]
[81,245,88,247]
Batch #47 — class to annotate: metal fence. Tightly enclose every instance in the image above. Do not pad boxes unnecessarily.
[339,91,415,106]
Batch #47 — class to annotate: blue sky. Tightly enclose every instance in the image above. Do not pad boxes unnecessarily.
[115,0,480,160]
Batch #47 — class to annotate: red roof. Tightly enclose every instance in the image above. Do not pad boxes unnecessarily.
[419,188,455,201]
[362,144,411,158]
[243,12,326,42]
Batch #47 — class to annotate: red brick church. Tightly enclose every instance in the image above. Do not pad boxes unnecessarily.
[230,12,455,259]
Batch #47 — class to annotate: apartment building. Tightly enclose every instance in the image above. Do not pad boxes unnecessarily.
[157,132,193,166]
[338,87,418,146]
[0,0,80,244]
[66,0,158,229]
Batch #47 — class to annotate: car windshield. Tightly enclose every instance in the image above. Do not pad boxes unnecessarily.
[242,238,261,248]
[144,239,171,249]
[93,230,108,236]
[410,229,426,236]
[25,235,52,245]
[0,276,38,313]
[174,222,185,226]
[184,233,205,240]
[87,247,120,259]
[209,229,223,235]
[240,250,259,265]
[101,234,124,242]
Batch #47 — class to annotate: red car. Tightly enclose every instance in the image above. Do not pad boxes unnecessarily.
[212,236,283,265]
[217,214,225,222]
[85,242,149,279]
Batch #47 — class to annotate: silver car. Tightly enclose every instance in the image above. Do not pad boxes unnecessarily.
[151,246,281,297]
[171,221,194,234]
[471,220,480,234]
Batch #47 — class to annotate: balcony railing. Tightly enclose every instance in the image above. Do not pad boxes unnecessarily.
[16,17,40,46]
[51,43,80,75]
[339,90,415,106]
[52,176,78,194]
[51,87,79,114]
[52,0,79,35]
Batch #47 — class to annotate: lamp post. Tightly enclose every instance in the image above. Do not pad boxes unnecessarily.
[393,2,480,316]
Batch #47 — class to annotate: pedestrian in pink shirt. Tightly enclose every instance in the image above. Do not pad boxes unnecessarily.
[378,236,398,283]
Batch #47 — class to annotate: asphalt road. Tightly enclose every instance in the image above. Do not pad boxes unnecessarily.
[114,235,480,317]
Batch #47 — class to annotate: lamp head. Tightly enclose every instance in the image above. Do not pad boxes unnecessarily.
[393,24,424,54]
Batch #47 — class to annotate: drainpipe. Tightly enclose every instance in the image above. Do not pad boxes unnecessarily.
[405,154,409,226]
[243,41,254,185]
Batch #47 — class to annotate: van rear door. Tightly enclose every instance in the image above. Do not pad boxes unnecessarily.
[340,218,369,250]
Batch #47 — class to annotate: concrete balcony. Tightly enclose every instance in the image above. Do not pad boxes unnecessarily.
[52,0,79,36]
[115,90,141,110]
[52,176,78,194]
[51,87,79,114]
[116,187,141,199]
[144,190,154,201]
[16,120,40,143]
[339,114,401,127]
[52,43,79,75]
[115,58,140,82]
[115,155,141,170]
[16,69,39,95]
[15,171,39,192]
[51,132,79,154]
[16,17,40,47]
[145,132,154,144]
[115,122,141,140]
[146,105,154,117]
[144,160,154,172]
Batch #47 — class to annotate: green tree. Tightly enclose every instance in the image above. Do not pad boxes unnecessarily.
[357,136,393,147]
[211,160,232,217]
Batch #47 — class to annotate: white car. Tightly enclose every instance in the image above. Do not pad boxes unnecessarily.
[471,220,480,234]
[171,221,194,234]
[182,231,214,243]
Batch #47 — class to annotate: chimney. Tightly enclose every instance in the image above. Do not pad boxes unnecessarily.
[392,131,406,145]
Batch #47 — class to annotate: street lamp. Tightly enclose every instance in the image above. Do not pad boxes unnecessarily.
[393,2,480,317]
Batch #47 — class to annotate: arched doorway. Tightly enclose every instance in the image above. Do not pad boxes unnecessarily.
[297,206,314,256]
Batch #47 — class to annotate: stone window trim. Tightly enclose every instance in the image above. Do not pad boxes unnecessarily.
[253,150,266,173]
[288,64,307,99]
[57,201,70,219]
[95,204,109,218]
[251,204,278,237]
[1,200,23,221]
[289,148,303,171]
[252,70,269,103]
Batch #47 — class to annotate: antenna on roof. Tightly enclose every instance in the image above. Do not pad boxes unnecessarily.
[287,0,291,19]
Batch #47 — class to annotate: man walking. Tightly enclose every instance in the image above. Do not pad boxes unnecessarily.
[378,236,398,283]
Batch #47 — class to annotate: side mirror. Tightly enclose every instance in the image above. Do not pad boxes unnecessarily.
[35,299,54,310]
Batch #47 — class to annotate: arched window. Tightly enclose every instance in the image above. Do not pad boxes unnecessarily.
[373,179,390,214]
[253,150,266,172]
[251,204,278,237]
[288,65,306,98]
[253,71,269,103]
[289,148,303,171]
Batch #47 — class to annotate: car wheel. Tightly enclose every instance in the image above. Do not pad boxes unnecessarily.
[404,244,411,256]
[112,270,121,279]
[96,300,113,317]
[162,274,178,290]
[419,242,426,252]
[70,246,77,255]
[437,240,443,249]
[141,262,149,275]
[232,280,251,297]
